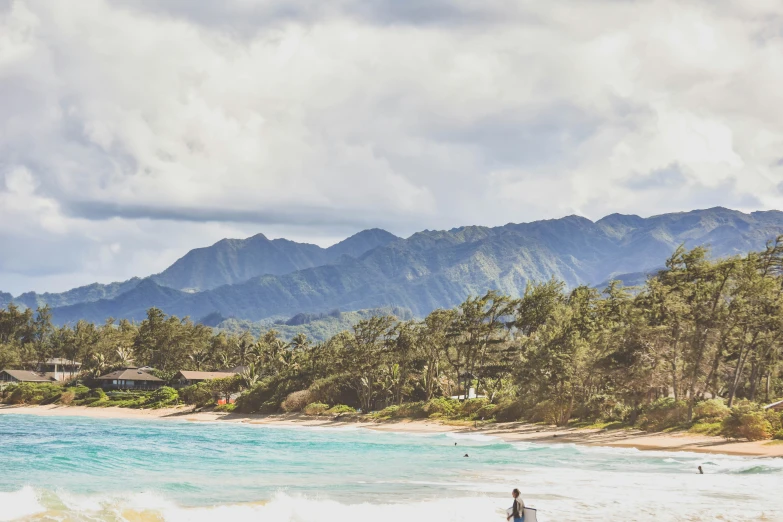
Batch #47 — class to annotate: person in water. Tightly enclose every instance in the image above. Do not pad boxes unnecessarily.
[698,466,704,474]
[507,488,525,522]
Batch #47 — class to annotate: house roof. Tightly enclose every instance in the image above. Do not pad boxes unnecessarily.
[44,358,82,366]
[1,369,55,382]
[176,371,237,381]
[97,368,163,382]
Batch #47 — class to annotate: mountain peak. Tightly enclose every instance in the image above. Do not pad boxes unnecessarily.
[326,228,399,259]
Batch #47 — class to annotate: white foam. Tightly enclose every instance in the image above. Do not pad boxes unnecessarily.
[0,486,46,521]
[444,432,500,442]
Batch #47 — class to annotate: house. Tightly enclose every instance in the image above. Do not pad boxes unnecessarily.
[764,399,783,412]
[0,369,56,384]
[96,367,164,391]
[173,370,238,387]
[38,358,82,381]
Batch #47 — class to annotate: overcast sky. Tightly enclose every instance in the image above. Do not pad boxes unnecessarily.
[1,0,783,295]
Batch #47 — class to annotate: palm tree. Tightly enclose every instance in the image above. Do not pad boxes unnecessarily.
[240,362,260,388]
[189,349,209,371]
[116,346,135,367]
[89,352,107,378]
[290,333,311,353]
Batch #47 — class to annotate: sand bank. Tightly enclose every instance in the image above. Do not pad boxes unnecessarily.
[2,404,781,458]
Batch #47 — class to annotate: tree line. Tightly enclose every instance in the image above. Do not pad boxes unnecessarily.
[2,240,783,426]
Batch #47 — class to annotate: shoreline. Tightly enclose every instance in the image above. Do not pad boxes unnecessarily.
[2,404,781,458]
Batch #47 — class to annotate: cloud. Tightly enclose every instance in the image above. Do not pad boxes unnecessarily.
[1,0,783,294]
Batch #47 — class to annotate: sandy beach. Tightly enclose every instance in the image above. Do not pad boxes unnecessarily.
[2,404,781,458]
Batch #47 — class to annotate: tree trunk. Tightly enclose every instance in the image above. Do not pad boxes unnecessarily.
[727,343,750,408]
[765,372,771,403]
[749,359,759,401]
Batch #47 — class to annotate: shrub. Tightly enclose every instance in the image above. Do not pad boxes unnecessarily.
[215,403,236,413]
[326,404,355,415]
[235,379,276,414]
[582,394,625,421]
[736,413,772,441]
[78,388,108,406]
[422,397,459,418]
[144,387,179,408]
[773,430,783,441]
[765,410,782,433]
[376,405,400,418]
[722,406,773,441]
[303,402,329,416]
[69,385,91,399]
[6,383,63,405]
[637,398,688,431]
[493,399,525,422]
[59,391,76,405]
[460,398,490,418]
[530,400,558,425]
[281,390,314,413]
[689,422,723,436]
[693,399,730,422]
[180,384,214,407]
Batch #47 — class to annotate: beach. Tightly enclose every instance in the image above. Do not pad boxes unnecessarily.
[2,404,781,458]
[3,407,782,521]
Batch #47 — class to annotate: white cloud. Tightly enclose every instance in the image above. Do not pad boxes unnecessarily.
[1,0,783,294]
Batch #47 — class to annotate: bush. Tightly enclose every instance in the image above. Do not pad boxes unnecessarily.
[693,399,730,422]
[581,394,627,422]
[69,385,91,399]
[235,380,276,414]
[689,422,723,436]
[773,430,783,441]
[281,390,314,413]
[144,387,179,408]
[303,402,329,416]
[5,383,63,405]
[530,400,559,425]
[59,391,76,405]
[326,404,355,415]
[493,399,525,422]
[637,398,688,431]
[722,405,773,441]
[180,383,214,407]
[215,403,236,413]
[422,397,459,418]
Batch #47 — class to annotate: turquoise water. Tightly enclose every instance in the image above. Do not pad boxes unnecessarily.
[1,414,782,521]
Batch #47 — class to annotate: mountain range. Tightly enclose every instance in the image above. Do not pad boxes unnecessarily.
[4,207,783,325]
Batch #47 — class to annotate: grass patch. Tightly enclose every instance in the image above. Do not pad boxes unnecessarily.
[689,422,723,436]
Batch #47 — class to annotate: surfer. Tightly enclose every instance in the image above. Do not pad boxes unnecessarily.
[698,466,703,474]
[507,488,525,521]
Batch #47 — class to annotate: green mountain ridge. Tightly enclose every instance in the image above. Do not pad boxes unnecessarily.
[41,207,783,325]
[8,228,399,310]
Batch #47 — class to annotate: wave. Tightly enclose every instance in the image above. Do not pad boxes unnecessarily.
[1,488,505,522]
[444,432,501,442]
[0,486,45,521]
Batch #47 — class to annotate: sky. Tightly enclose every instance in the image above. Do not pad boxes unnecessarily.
[1,0,783,295]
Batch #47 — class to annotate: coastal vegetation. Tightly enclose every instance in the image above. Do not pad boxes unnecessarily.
[2,242,783,441]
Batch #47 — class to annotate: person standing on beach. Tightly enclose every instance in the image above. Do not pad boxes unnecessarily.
[507,488,525,522]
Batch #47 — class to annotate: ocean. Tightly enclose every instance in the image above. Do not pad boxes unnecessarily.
[1,414,781,521]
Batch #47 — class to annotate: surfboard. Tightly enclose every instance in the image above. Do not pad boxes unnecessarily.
[505,506,538,521]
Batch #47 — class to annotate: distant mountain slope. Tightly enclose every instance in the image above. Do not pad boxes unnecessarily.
[48,207,783,325]
[13,278,143,311]
[5,229,399,310]
[150,228,399,292]
[215,306,415,342]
